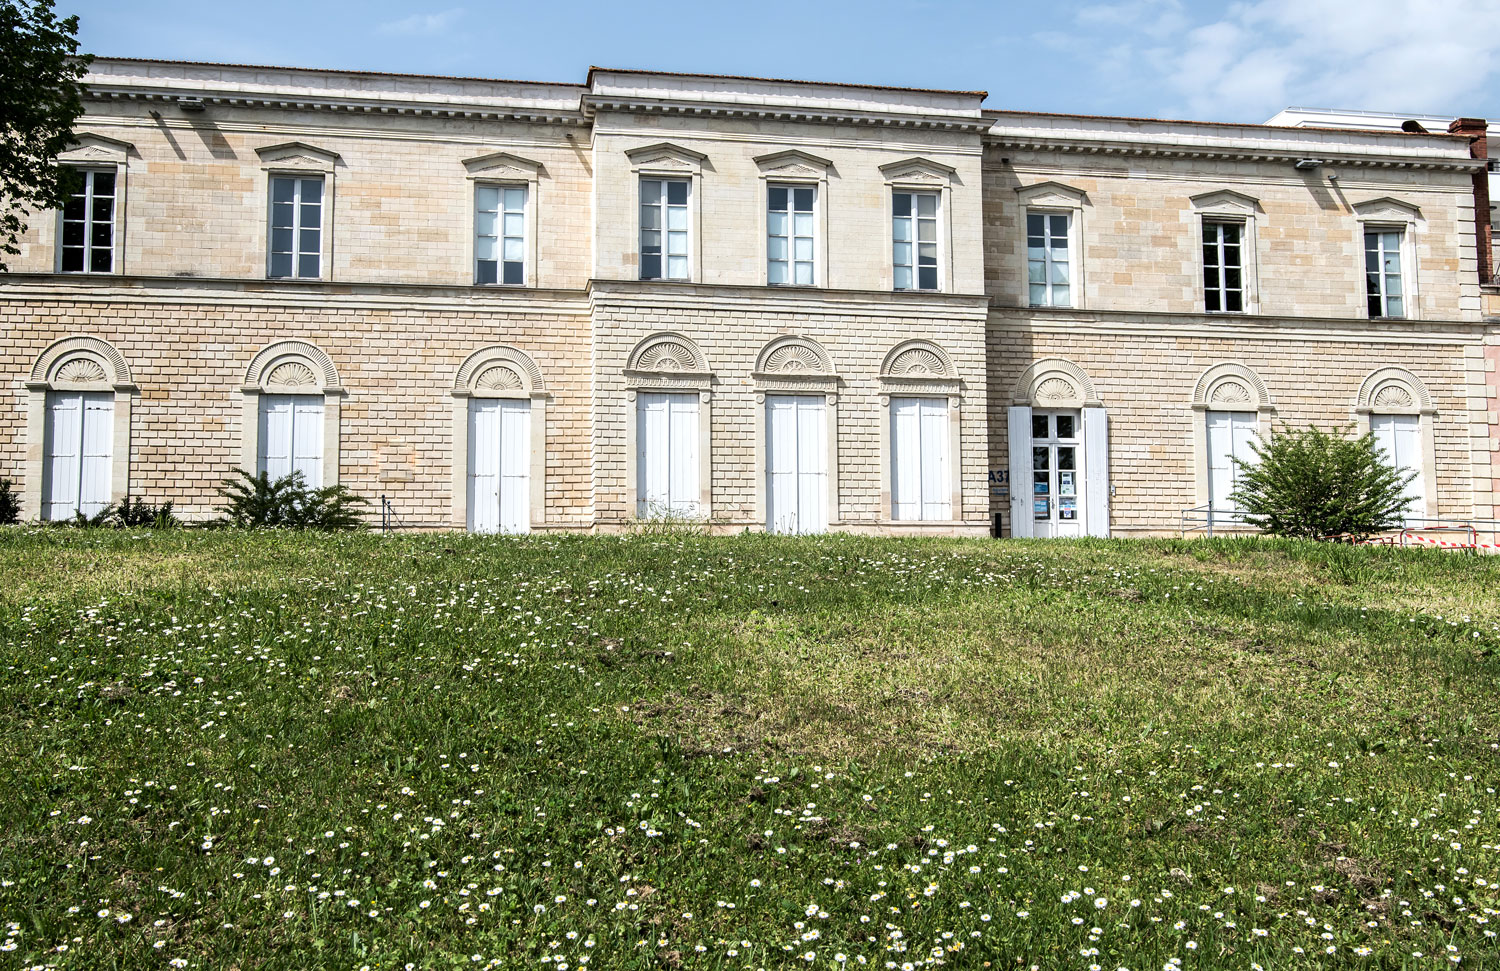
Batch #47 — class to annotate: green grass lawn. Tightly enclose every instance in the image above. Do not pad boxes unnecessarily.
[1,529,1497,971]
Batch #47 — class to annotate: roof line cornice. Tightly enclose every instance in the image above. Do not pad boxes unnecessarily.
[581,94,992,133]
[984,134,1486,172]
[84,86,589,126]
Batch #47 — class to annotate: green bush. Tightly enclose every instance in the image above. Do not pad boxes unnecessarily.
[0,478,18,525]
[1231,423,1415,540]
[216,469,368,531]
[113,496,179,528]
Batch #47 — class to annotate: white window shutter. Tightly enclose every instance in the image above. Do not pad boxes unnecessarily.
[1007,405,1032,538]
[499,399,531,533]
[1082,406,1109,538]
[291,397,325,489]
[920,398,951,520]
[796,396,828,533]
[767,396,796,532]
[258,395,294,483]
[890,398,920,520]
[637,393,667,516]
[468,399,501,533]
[44,392,83,521]
[667,393,699,515]
[79,394,115,518]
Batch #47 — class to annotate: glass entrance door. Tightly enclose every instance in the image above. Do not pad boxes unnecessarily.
[1031,410,1083,538]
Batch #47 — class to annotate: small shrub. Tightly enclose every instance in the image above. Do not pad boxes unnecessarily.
[627,503,711,537]
[1231,424,1415,540]
[217,469,368,531]
[114,496,179,529]
[0,478,18,525]
[69,504,116,528]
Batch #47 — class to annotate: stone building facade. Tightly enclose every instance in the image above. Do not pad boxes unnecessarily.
[1,59,1495,536]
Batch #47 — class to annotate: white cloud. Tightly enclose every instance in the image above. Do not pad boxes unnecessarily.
[377,7,465,36]
[1046,0,1500,120]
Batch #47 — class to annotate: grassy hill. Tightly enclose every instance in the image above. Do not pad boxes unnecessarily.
[0,529,1496,969]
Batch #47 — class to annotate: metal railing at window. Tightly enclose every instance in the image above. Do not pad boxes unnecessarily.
[1179,504,1253,538]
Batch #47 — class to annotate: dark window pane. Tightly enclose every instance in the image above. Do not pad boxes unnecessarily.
[502,261,523,285]
[61,248,83,272]
[1050,214,1067,236]
[297,254,319,278]
[300,179,322,203]
[1366,272,1381,297]
[893,192,911,217]
[641,254,661,279]
[1056,414,1075,439]
[90,222,111,247]
[1033,446,1050,470]
[1206,290,1221,312]
[300,204,320,229]
[271,202,293,229]
[1369,295,1383,316]
[1224,267,1241,289]
[299,229,320,254]
[1221,223,1240,244]
[91,197,113,223]
[90,248,111,272]
[768,186,788,211]
[1203,244,1218,267]
[1204,267,1219,288]
[62,222,85,246]
[1032,414,1049,438]
[476,260,498,284]
[1058,447,1075,470]
[918,266,938,290]
[666,181,687,205]
[271,179,295,203]
[793,187,814,211]
[271,228,294,252]
[93,171,114,195]
[1226,290,1243,312]
[640,229,661,254]
[63,197,85,221]
[270,252,292,278]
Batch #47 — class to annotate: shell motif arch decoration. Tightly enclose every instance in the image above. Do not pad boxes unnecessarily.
[1355,367,1431,415]
[1191,362,1270,412]
[31,336,134,389]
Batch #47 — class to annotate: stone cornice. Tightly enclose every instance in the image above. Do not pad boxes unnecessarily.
[84,86,589,126]
[988,304,1489,344]
[581,95,993,134]
[586,279,990,320]
[985,134,1487,173]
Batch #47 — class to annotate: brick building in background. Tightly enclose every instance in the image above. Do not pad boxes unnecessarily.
[1,59,1496,536]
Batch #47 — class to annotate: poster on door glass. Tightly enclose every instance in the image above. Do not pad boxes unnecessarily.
[1033,498,1049,519]
[1059,497,1077,520]
[1059,470,1075,496]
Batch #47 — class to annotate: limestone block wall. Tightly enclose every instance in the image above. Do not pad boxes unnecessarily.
[588,282,990,532]
[9,104,594,290]
[983,145,1483,322]
[985,310,1490,533]
[0,283,592,524]
[590,113,986,295]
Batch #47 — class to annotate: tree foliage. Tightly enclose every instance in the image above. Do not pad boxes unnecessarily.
[1231,423,1416,540]
[217,469,368,531]
[1,0,91,270]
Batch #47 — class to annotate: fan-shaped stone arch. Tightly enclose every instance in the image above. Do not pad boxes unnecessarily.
[1355,366,1433,414]
[881,340,956,380]
[1191,362,1272,412]
[1012,357,1099,407]
[626,332,710,374]
[29,336,133,389]
[453,344,546,397]
[243,340,341,393]
[756,336,833,376]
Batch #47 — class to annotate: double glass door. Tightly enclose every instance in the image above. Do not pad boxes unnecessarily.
[1031,409,1082,538]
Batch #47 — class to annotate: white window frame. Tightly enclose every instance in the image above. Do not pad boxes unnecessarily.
[889,395,953,522]
[449,344,549,531]
[1025,210,1072,308]
[23,336,135,521]
[891,189,942,292]
[257,393,326,488]
[635,391,703,518]
[1353,198,1422,321]
[878,340,963,524]
[1369,414,1426,520]
[1353,366,1437,519]
[461,152,543,288]
[752,336,840,531]
[1016,182,1088,310]
[240,341,343,487]
[1204,409,1259,512]
[1190,362,1274,515]
[638,176,692,282]
[623,332,714,521]
[266,174,326,281]
[1364,226,1407,319]
[56,167,118,275]
[625,143,705,284]
[255,142,339,284]
[53,134,132,275]
[473,183,529,287]
[766,182,818,287]
[1190,190,1260,315]
[1202,219,1247,314]
[880,157,957,294]
[753,150,833,289]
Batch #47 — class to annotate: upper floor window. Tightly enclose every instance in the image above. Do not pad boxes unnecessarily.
[768,184,815,286]
[1027,212,1070,307]
[1202,220,1245,313]
[640,178,689,281]
[476,184,527,285]
[893,190,939,291]
[1365,228,1405,318]
[268,175,323,280]
[59,169,115,274]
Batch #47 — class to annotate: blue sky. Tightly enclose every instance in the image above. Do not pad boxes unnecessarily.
[67,0,1500,124]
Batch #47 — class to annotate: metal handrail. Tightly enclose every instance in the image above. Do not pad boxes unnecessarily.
[1179,504,1253,538]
